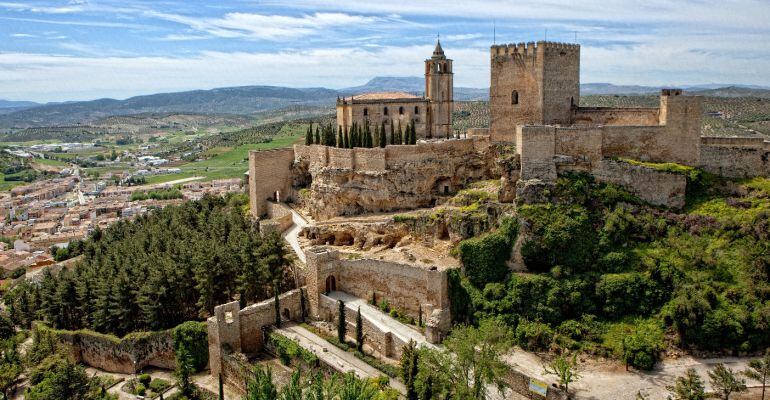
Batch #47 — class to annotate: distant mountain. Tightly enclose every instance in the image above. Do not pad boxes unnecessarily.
[4,79,770,129]
[0,100,40,109]
[342,77,488,101]
[0,86,338,128]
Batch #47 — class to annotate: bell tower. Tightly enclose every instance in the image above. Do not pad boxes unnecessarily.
[425,39,453,138]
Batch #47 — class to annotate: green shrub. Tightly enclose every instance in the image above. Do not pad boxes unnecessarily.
[138,373,151,386]
[457,217,518,287]
[603,319,665,370]
[515,320,554,351]
[268,333,319,366]
[149,378,170,393]
[519,205,594,273]
[172,321,208,372]
[595,273,665,318]
[135,383,146,396]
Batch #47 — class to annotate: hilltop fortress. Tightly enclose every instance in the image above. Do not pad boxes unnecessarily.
[205,39,770,398]
[250,40,770,220]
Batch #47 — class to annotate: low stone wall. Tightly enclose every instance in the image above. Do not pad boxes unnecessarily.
[208,288,304,377]
[503,368,568,400]
[259,202,293,234]
[699,136,770,178]
[35,322,176,373]
[592,159,687,208]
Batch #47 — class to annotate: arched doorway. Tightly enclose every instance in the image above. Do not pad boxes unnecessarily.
[282,308,291,321]
[325,275,336,293]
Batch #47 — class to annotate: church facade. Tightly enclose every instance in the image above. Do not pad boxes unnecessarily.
[336,41,454,139]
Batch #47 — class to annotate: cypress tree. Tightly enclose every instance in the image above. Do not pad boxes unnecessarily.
[274,283,281,328]
[356,306,364,352]
[380,122,387,148]
[337,126,344,148]
[397,121,403,145]
[410,121,417,144]
[329,123,336,146]
[389,120,395,145]
[337,300,346,343]
[365,122,373,148]
[314,126,320,145]
[400,340,419,400]
[344,126,350,148]
[305,124,313,145]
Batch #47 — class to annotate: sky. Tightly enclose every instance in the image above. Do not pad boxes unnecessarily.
[1,0,769,103]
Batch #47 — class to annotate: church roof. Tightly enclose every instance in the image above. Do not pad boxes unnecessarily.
[352,92,421,101]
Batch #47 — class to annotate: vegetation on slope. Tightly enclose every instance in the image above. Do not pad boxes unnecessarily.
[452,171,770,370]
[3,193,293,336]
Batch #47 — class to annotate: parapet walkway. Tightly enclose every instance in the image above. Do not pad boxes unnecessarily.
[326,291,436,350]
[273,324,406,394]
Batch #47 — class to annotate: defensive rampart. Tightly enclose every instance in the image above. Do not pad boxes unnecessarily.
[304,247,451,344]
[207,288,304,378]
[35,322,176,373]
[699,136,770,178]
[249,148,296,218]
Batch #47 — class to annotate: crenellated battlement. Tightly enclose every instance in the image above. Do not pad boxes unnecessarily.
[491,41,580,58]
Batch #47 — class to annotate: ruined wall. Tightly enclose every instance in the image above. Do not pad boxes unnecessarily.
[296,138,494,219]
[541,43,580,125]
[503,369,568,400]
[572,107,659,126]
[37,322,175,374]
[249,148,295,218]
[591,160,687,208]
[259,202,293,234]
[699,136,770,178]
[207,289,304,377]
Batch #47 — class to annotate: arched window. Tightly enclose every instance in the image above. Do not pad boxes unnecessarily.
[383,107,388,116]
[512,90,519,105]
[363,108,368,116]
[414,106,419,114]
[399,106,404,115]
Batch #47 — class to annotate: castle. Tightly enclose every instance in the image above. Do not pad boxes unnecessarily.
[209,37,770,398]
[336,40,454,139]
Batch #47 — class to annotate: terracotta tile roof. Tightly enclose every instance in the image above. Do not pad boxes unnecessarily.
[352,92,420,101]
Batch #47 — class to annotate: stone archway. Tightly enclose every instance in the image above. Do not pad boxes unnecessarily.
[325,275,337,293]
[282,308,291,321]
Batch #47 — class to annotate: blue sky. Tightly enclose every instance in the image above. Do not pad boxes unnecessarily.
[1,0,769,102]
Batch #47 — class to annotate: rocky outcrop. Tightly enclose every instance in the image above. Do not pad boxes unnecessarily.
[305,146,495,220]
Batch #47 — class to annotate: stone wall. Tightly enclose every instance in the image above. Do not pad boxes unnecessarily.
[259,202,293,234]
[249,148,296,218]
[503,368,568,400]
[572,107,659,126]
[305,247,451,344]
[207,289,304,377]
[699,136,770,178]
[516,126,557,181]
[36,322,176,374]
[591,159,688,208]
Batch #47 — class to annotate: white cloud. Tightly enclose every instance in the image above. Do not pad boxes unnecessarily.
[10,33,35,38]
[145,11,392,40]
[0,1,85,14]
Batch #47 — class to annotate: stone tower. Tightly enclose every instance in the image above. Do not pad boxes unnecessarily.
[425,40,454,138]
[489,41,580,141]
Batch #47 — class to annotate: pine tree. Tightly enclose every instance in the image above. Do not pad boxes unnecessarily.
[337,300,346,343]
[305,124,313,145]
[338,126,344,148]
[356,307,364,352]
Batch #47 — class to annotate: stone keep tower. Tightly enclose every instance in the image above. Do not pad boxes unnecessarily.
[425,40,454,138]
[489,41,580,141]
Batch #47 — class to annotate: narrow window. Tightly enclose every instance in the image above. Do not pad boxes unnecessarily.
[399,106,404,115]
[414,106,419,114]
[384,107,388,116]
[363,108,368,116]
[512,90,519,105]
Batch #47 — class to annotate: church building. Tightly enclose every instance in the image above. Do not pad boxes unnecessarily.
[336,40,454,139]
